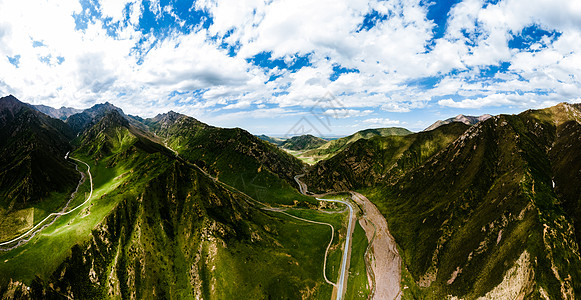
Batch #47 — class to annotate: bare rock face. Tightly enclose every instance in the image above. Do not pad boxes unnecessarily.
[33,104,82,120]
[1,279,31,299]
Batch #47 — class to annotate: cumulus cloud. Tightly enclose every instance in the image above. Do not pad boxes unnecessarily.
[324,109,373,118]
[0,0,580,133]
[362,117,401,126]
[438,93,561,109]
[99,0,137,23]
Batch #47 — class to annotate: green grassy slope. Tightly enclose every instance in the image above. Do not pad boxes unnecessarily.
[300,127,412,162]
[1,110,354,299]
[32,159,339,299]
[304,122,469,193]
[358,104,581,299]
[549,121,581,247]
[345,222,371,299]
[146,112,312,205]
[281,134,328,150]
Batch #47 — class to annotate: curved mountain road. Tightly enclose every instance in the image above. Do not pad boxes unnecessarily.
[165,143,355,299]
[295,175,355,300]
[0,157,93,249]
[295,175,402,300]
[316,197,354,300]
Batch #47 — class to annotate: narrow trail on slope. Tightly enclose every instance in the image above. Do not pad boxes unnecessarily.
[270,209,337,287]
[0,157,94,250]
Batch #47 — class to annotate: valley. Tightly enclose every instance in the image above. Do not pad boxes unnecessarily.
[2,1,581,299]
[0,96,370,299]
[1,95,580,299]
[0,157,92,249]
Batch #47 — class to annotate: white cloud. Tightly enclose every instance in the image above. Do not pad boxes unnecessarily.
[324,109,373,118]
[362,117,401,126]
[0,0,580,131]
[99,0,136,23]
[437,92,564,109]
[137,30,254,91]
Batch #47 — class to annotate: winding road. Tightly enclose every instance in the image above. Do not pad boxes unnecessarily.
[317,197,354,300]
[295,175,402,300]
[0,157,93,249]
[294,175,355,300]
[166,142,356,299]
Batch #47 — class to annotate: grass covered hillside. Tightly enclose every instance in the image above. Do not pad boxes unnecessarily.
[280,134,327,150]
[0,95,79,209]
[303,122,469,193]
[299,127,412,163]
[146,112,312,205]
[0,108,344,299]
[356,103,581,299]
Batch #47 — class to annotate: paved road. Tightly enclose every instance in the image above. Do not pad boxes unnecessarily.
[0,157,93,248]
[317,197,354,300]
[294,175,355,300]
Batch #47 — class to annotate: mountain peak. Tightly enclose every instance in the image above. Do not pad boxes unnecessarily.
[164,110,184,119]
[0,95,36,125]
[100,109,129,128]
[0,94,18,101]
[87,102,124,115]
[424,114,491,132]
[0,95,26,110]
[66,102,127,134]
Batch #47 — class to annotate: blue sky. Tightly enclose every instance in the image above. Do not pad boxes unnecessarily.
[1,0,581,135]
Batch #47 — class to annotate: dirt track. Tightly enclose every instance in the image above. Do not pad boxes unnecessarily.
[351,192,401,300]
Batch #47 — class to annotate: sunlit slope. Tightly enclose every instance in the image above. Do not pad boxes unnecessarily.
[1,110,342,299]
[301,127,412,162]
[304,122,469,192]
[358,103,581,299]
[281,134,327,150]
[146,112,312,205]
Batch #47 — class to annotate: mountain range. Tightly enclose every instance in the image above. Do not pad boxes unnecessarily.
[0,96,78,208]
[0,94,580,299]
[424,114,491,132]
[32,105,82,121]
[305,103,581,299]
